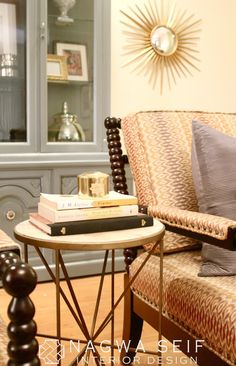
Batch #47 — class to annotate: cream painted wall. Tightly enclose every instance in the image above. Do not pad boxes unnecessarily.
[110,0,236,117]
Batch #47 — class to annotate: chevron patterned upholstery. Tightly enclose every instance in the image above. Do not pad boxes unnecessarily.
[122,111,236,252]
[115,110,236,365]
[130,250,236,365]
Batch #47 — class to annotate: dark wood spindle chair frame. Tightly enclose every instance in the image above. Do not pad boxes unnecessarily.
[0,251,39,366]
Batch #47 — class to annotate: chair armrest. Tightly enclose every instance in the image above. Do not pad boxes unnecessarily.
[0,229,21,257]
[148,205,236,250]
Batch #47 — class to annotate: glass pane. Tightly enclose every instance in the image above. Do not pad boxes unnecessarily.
[0,0,27,142]
[47,0,94,143]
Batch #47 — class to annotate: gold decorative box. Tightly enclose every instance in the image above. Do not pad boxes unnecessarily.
[78,172,109,198]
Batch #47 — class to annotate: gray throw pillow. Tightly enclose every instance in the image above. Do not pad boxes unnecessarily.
[191,120,236,276]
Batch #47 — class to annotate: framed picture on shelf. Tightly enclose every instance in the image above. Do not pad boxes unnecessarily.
[47,54,68,81]
[55,42,88,82]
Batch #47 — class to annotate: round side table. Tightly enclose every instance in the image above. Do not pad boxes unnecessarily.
[14,219,165,365]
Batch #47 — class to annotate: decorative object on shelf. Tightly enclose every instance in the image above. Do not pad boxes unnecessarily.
[47,54,68,81]
[121,1,201,93]
[55,42,88,81]
[0,54,18,77]
[0,3,17,77]
[78,172,110,198]
[48,101,85,142]
[53,0,76,25]
[10,129,26,142]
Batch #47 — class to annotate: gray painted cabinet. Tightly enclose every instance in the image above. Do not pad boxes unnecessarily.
[0,0,131,281]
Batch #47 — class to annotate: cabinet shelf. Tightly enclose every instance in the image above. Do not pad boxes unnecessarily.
[48,79,93,86]
[48,15,93,23]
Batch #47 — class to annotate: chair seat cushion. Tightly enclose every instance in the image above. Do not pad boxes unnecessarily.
[130,250,236,365]
[0,315,8,366]
[0,229,21,255]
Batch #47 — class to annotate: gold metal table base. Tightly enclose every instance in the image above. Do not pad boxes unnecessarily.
[32,239,163,366]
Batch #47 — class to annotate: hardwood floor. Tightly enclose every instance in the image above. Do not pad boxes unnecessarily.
[0,272,197,365]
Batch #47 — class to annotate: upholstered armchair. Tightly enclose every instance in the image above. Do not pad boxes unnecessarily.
[105,111,236,366]
[0,230,39,366]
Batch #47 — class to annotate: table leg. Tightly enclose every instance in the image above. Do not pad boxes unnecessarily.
[93,239,161,341]
[55,249,61,365]
[158,240,164,365]
[91,250,109,336]
[83,251,109,364]
[58,251,104,366]
[34,246,105,366]
[111,250,115,364]
[35,247,90,338]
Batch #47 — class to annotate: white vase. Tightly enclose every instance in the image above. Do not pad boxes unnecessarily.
[53,0,76,25]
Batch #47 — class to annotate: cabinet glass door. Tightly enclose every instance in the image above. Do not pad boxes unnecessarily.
[47,0,94,144]
[0,0,26,143]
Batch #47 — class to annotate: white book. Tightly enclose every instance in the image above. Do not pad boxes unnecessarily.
[40,191,138,210]
[38,202,139,223]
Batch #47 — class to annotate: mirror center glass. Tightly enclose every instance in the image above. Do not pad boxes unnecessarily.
[150,26,178,56]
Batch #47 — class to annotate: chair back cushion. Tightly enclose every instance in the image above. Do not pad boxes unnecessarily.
[122,111,236,252]
[191,120,236,275]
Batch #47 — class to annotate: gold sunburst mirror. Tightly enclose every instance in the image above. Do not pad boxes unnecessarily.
[121,1,201,93]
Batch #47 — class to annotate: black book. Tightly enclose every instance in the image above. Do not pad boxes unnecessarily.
[29,213,153,236]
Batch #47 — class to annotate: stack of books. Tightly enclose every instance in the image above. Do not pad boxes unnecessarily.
[29,191,153,236]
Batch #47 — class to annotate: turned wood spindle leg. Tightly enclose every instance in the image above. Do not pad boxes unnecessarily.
[104,117,129,194]
[123,248,138,274]
[0,252,40,366]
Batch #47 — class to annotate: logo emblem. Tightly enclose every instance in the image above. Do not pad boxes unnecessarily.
[39,340,65,364]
